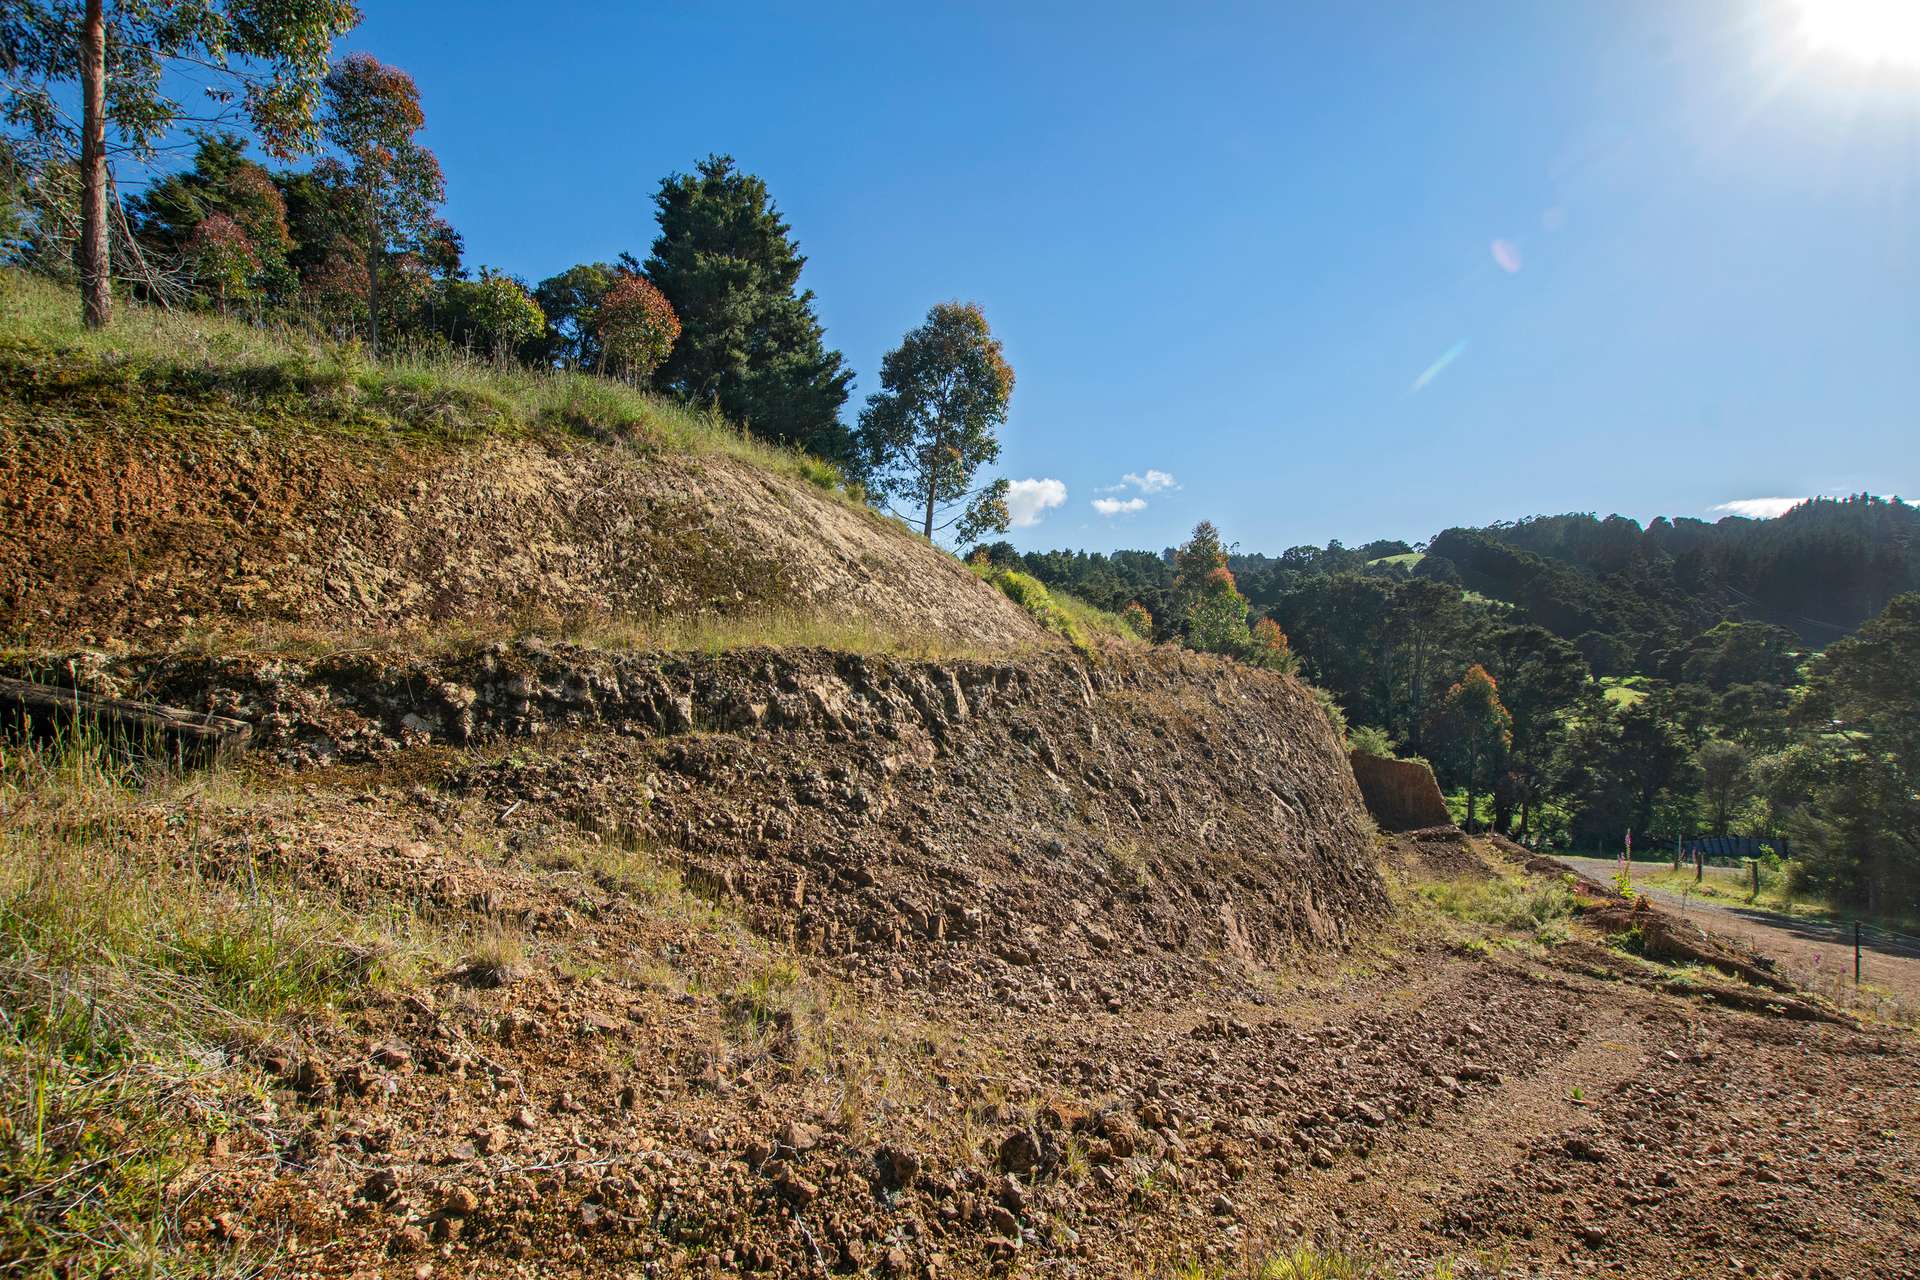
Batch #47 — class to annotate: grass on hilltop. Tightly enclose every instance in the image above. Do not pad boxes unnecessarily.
[0,269,849,495]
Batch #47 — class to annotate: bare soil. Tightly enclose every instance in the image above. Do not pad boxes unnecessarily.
[20,646,1919,1279]
[0,414,1042,650]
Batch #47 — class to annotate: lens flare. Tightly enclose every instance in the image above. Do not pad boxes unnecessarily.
[1795,0,1920,69]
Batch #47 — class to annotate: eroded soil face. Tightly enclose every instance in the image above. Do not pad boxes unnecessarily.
[0,414,1041,650]
[14,647,1920,1278]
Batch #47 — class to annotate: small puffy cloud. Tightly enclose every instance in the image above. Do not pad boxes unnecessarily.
[1710,497,1805,519]
[1005,477,1067,528]
[1093,496,1148,516]
[1491,239,1522,273]
[1121,468,1179,494]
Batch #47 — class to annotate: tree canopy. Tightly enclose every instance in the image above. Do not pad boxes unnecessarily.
[644,154,855,467]
[857,301,1014,542]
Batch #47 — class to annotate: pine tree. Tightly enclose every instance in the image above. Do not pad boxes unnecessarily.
[645,155,855,467]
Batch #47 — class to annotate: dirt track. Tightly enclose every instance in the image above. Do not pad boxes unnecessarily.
[1559,856,1920,1016]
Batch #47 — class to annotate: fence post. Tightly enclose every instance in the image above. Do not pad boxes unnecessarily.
[1695,849,1703,882]
[1855,922,1862,986]
[1750,859,1759,900]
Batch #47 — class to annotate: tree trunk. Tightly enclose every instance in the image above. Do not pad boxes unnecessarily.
[921,427,942,539]
[365,219,381,358]
[78,0,110,329]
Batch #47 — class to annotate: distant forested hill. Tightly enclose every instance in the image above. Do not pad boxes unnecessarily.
[999,495,1917,665]
[1426,495,1917,650]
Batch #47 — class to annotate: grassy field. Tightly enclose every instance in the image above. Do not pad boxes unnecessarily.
[1366,552,1425,569]
[1598,675,1649,707]
[0,269,849,494]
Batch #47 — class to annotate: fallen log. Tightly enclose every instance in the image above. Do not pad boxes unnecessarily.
[0,676,251,764]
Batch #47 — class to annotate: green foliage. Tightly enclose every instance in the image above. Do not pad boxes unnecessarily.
[1185,566,1253,656]
[645,154,856,467]
[1787,593,1920,913]
[1696,738,1753,836]
[857,301,1014,541]
[975,565,1081,648]
[319,52,445,356]
[1,3,356,161]
[445,268,545,357]
[1348,724,1397,759]
[130,131,296,304]
[531,260,618,369]
[1679,620,1800,692]
[1119,601,1153,641]
[970,564,1138,653]
[1437,664,1511,831]
[1417,874,1575,936]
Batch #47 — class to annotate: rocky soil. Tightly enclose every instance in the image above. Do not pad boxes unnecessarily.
[16,643,1918,1278]
[0,410,1041,649]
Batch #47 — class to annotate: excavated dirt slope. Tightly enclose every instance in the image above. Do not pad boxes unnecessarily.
[0,401,1040,648]
[12,645,1918,1279]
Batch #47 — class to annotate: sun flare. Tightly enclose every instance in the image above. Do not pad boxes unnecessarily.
[1795,0,1920,68]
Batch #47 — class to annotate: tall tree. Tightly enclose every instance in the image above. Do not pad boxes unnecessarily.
[318,52,441,358]
[857,301,1014,542]
[645,155,855,465]
[130,131,293,302]
[1,0,356,327]
[1487,623,1590,838]
[532,261,618,369]
[1696,739,1753,837]
[1790,593,1920,912]
[1437,665,1512,832]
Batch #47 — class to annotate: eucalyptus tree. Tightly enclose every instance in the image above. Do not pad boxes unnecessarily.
[1,0,356,326]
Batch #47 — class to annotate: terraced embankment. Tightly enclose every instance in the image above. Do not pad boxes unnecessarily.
[7,640,1917,1278]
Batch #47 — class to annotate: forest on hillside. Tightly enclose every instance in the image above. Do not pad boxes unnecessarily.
[985,498,1920,916]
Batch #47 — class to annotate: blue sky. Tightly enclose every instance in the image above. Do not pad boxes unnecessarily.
[337,0,1916,553]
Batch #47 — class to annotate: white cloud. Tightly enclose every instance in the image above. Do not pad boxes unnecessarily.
[1710,497,1805,519]
[1093,496,1148,516]
[1121,469,1179,494]
[1005,477,1067,528]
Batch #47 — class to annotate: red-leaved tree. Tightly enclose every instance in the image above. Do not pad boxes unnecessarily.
[594,275,681,384]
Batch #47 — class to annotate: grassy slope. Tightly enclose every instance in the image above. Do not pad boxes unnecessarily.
[0,270,847,494]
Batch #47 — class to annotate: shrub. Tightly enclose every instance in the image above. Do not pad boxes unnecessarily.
[1246,616,1297,672]
[594,273,680,383]
[1348,724,1397,759]
[1120,601,1153,641]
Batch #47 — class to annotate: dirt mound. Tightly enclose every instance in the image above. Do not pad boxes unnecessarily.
[0,410,1042,649]
[1347,752,1451,832]
[1389,825,1487,877]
